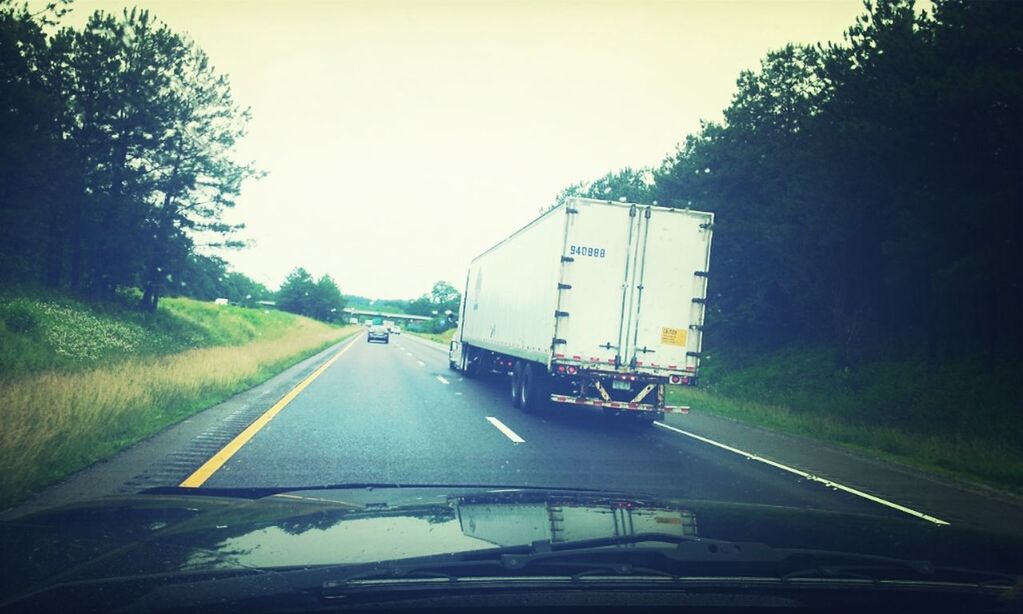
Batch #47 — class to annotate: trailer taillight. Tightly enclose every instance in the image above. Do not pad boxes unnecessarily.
[556,365,566,373]
[567,366,578,375]
[669,374,682,384]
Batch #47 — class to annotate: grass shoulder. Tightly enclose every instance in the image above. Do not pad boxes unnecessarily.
[667,345,1023,495]
[409,328,456,346]
[0,290,357,508]
[0,291,305,380]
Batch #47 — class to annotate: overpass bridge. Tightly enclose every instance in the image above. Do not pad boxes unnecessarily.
[341,308,433,323]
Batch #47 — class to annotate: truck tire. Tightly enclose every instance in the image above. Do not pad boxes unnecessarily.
[463,346,482,379]
[510,361,523,408]
[520,363,548,413]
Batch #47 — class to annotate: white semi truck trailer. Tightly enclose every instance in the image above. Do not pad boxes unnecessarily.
[449,197,713,421]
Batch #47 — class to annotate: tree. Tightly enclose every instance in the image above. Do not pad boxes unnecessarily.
[430,281,459,307]
[0,6,257,310]
[137,24,259,312]
[276,267,316,317]
[406,280,460,331]
[175,254,269,304]
[0,1,80,287]
[550,167,657,210]
[276,268,345,323]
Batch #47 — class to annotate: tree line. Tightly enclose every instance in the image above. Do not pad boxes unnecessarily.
[0,3,441,327]
[559,0,1021,365]
[1,2,257,312]
[343,281,461,331]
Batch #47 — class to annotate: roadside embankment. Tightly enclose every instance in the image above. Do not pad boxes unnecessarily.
[668,346,1023,495]
[0,293,356,507]
[408,328,456,346]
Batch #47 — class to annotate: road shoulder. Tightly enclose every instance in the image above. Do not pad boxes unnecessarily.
[661,410,1023,534]
[0,337,358,520]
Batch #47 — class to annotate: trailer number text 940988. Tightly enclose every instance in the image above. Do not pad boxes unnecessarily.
[569,245,606,258]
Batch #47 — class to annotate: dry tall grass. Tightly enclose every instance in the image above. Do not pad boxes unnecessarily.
[0,320,355,507]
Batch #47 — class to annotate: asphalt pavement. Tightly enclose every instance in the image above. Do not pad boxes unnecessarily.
[8,329,1022,534]
[198,332,907,519]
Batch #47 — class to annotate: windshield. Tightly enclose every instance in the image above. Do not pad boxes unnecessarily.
[1,0,1021,609]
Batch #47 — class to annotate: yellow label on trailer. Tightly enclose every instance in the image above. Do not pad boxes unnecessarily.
[660,327,688,347]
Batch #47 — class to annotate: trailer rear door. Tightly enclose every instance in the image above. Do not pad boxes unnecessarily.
[554,201,641,368]
[624,206,713,375]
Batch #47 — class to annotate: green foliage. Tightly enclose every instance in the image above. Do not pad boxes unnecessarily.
[276,267,346,323]
[406,280,461,324]
[176,254,270,305]
[0,5,259,311]
[0,292,303,380]
[550,0,1023,475]
[550,167,657,210]
[410,328,456,346]
[0,300,39,334]
[649,0,1023,361]
[669,342,1023,491]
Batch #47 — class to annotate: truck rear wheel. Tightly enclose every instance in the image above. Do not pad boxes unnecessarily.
[520,363,548,413]
[463,346,483,378]
[510,361,523,408]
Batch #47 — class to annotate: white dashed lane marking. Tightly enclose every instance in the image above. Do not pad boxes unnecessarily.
[486,417,525,443]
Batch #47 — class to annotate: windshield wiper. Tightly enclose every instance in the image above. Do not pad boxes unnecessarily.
[317,533,1020,592]
[33,534,1015,612]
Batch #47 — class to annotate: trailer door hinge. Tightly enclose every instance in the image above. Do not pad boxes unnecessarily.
[558,283,573,290]
[566,207,578,214]
[688,324,704,331]
[629,205,637,217]
[554,310,570,318]
[692,297,707,305]
[687,351,703,358]
[694,271,709,278]
[552,337,567,346]
[561,256,575,263]
[644,207,651,219]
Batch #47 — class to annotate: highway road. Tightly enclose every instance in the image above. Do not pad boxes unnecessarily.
[8,329,1023,533]
[182,331,906,520]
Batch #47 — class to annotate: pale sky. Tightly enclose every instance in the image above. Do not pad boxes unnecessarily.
[54,0,865,298]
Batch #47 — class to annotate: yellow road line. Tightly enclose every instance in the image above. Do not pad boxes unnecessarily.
[179,335,361,488]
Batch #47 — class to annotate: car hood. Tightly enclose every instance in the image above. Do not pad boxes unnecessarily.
[2,485,1021,600]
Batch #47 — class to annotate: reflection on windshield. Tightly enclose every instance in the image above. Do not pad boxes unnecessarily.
[458,501,697,546]
[188,515,489,569]
[182,496,698,569]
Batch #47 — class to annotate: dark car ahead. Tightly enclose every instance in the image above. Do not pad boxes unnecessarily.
[367,324,389,344]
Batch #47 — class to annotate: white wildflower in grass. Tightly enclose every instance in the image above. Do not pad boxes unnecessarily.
[34,301,146,361]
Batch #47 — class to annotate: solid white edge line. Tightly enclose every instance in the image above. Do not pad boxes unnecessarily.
[436,375,450,385]
[486,417,525,443]
[654,421,950,526]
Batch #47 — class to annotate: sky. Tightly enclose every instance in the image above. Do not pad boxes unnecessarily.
[53,0,866,299]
